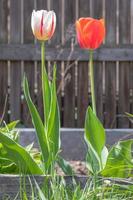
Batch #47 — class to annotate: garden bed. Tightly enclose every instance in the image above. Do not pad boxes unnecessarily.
[0,128,133,199]
[0,174,133,199]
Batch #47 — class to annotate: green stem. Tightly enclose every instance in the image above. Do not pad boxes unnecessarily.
[89,50,96,115]
[41,41,46,123]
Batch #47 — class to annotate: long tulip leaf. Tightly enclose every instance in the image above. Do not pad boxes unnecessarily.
[85,106,107,173]
[23,76,49,163]
[47,66,60,157]
[85,106,105,156]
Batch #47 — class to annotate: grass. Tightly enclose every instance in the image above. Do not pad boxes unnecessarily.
[3,176,133,200]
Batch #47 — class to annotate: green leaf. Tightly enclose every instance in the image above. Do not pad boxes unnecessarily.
[0,120,20,142]
[57,156,74,175]
[0,131,43,174]
[85,106,105,156]
[34,178,47,200]
[101,146,108,169]
[23,76,49,163]
[41,42,51,125]
[47,66,60,157]
[86,147,101,174]
[43,66,51,125]
[85,106,107,173]
[0,120,19,132]
[125,112,133,118]
[101,139,133,178]
[0,163,18,174]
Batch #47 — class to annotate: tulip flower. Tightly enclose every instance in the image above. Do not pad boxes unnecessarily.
[76,17,105,50]
[31,10,56,41]
[76,17,105,115]
[31,10,56,122]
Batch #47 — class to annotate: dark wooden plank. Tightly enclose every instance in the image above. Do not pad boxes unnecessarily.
[63,64,75,127]
[118,0,130,128]
[50,0,62,46]
[77,0,90,127]
[63,0,76,127]
[129,63,133,128]
[22,0,35,127]
[94,61,103,122]
[77,62,89,127]
[10,0,21,121]
[130,0,133,128]
[0,0,8,123]
[91,0,103,122]
[104,0,117,128]
[36,0,47,10]
[79,0,90,17]
[1,45,133,61]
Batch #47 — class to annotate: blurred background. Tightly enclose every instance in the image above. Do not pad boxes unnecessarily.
[0,0,132,128]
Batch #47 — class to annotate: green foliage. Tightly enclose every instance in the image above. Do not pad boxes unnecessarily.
[57,156,74,175]
[23,47,71,174]
[101,139,133,178]
[125,112,133,118]
[0,131,43,174]
[23,76,49,163]
[85,106,108,174]
[23,65,61,174]
[47,66,60,158]
[85,106,133,178]
[17,176,133,200]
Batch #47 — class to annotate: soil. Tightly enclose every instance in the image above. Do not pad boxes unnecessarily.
[56,161,88,175]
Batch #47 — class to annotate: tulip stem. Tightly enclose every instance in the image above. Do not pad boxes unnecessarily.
[89,50,96,115]
[41,41,46,123]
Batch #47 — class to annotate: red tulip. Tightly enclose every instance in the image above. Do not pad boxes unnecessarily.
[31,10,56,41]
[76,17,105,50]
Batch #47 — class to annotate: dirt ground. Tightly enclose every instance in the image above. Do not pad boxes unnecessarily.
[56,161,88,175]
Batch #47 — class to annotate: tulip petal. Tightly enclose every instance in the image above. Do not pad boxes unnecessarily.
[84,19,105,49]
[76,21,86,48]
[76,17,105,49]
[49,11,56,38]
[31,9,56,41]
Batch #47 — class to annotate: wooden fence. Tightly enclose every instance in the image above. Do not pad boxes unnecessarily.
[0,0,133,128]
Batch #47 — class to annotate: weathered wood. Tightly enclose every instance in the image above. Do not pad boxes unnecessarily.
[77,62,89,128]
[130,63,133,128]
[104,0,117,128]
[0,0,8,122]
[63,0,76,127]
[63,64,76,127]
[10,0,21,121]
[118,0,130,127]
[0,175,90,198]
[130,0,133,128]
[77,0,90,127]
[22,0,35,127]
[1,45,133,61]
[0,175,132,199]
